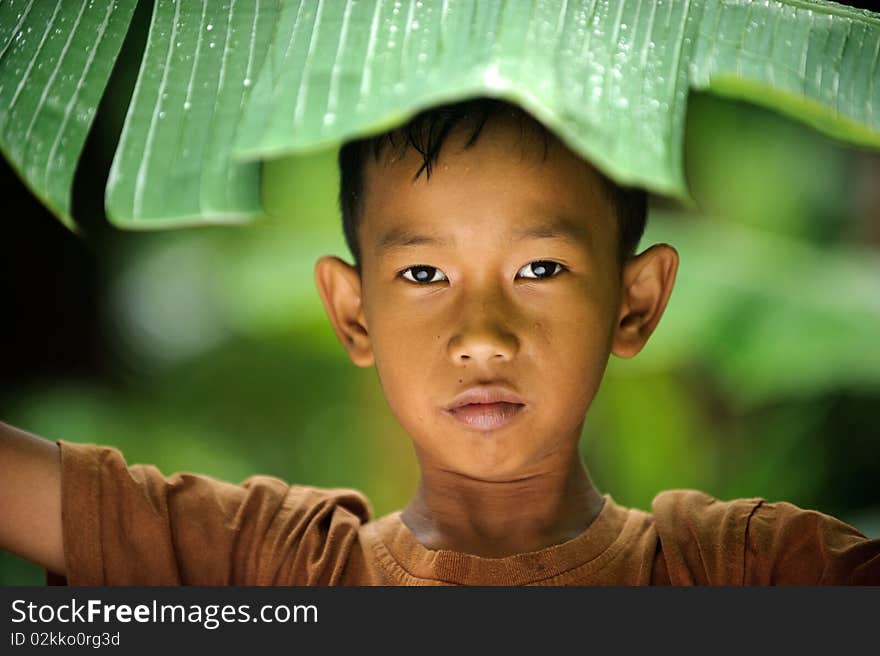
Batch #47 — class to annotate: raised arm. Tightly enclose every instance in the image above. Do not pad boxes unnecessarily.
[0,421,64,576]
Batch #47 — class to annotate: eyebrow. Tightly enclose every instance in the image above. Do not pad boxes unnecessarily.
[374,216,589,257]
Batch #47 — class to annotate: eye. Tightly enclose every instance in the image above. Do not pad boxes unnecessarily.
[517,260,566,280]
[400,265,448,284]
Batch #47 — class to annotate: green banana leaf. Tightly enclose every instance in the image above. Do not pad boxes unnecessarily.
[0,0,137,230]
[1,0,878,232]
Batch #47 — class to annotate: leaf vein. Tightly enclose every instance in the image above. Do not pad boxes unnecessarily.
[133,0,182,218]
[292,0,325,129]
[44,0,116,195]
[0,0,36,63]
[327,0,354,124]
[23,0,88,162]
[359,0,383,103]
[7,1,61,122]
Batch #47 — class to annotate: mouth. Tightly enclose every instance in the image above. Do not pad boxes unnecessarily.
[444,402,525,431]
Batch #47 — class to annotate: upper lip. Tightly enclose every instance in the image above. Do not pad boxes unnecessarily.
[444,385,526,410]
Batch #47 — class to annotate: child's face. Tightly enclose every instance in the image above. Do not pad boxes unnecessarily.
[315,113,677,482]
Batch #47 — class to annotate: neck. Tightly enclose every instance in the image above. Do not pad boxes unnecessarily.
[400,450,605,558]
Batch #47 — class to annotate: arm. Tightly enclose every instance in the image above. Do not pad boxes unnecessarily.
[0,421,64,576]
[2,423,372,585]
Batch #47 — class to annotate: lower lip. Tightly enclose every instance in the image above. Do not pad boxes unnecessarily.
[445,402,525,430]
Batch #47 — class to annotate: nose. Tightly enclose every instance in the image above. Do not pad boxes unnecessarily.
[447,298,519,365]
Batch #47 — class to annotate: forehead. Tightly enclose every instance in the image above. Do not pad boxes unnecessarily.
[359,111,615,254]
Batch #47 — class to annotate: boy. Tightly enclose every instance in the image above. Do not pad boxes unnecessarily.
[1,97,878,585]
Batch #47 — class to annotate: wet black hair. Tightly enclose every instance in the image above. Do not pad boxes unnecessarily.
[337,97,647,273]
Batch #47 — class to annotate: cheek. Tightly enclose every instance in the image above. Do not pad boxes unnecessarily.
[367,307,437,419]
[537,298,614,405]
[370,296,435,364]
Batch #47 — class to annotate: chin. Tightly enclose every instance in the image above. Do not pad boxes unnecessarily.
[453,447,541,482]
[414,419,549,476]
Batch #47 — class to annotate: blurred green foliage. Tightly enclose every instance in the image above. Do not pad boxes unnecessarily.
[2,92,879,584]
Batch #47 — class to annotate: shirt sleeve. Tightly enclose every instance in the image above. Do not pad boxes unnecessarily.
[742,499,880,585]
[54,439,372,586]
[651,489,760,584]
[652,489,880,585]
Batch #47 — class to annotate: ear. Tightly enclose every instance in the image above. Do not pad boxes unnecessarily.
[611,243,679,359]
[313,256,375,367]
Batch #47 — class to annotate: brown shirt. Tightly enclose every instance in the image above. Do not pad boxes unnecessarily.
[49,439,880,585]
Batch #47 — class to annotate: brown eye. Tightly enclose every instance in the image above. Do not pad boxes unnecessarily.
[401,265,447,284]
[517,261,565,280]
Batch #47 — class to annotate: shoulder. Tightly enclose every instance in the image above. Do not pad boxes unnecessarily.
[56,439,373,584]
[60,438,372,521]
[651,489,761,525]
[650,489,880,585]
[739,496,879,584]
[650,489,761,584]
[236,475,374,526]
